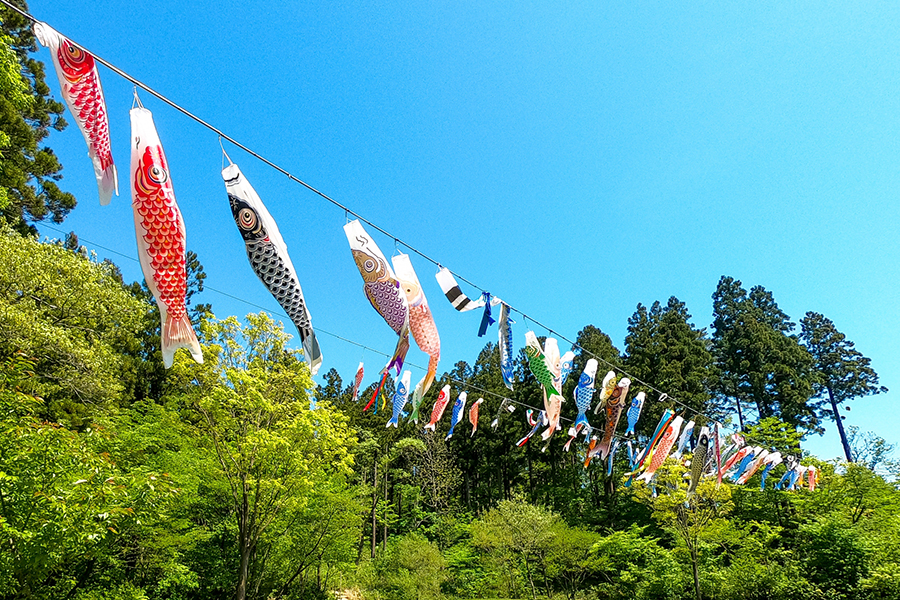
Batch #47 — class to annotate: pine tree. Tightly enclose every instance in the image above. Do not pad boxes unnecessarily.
[0,0,76,233]
[623,297,714,435]
[711,276,816,432]
[800,312,887,462]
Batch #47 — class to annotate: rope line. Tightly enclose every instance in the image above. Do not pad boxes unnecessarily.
[12,1,738,432]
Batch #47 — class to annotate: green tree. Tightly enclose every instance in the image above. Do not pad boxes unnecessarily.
[624,297,715,435]
[800,312,887,462]
[0,355,176,599]
[632,459,734,600]
[0,30,30,212]
[0,0,76,233]
[0,227,147,424]
[370,533,447,600]
[172,313,357,600]
[711,276,816,432]
[472,497,558,600]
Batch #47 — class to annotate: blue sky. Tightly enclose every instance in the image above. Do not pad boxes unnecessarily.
[29,0,899,461]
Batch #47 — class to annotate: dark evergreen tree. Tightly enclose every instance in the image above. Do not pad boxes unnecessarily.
[800,312,887,462]
[0,0,77,233]
[623,297,715,436]
[711,276,816,433]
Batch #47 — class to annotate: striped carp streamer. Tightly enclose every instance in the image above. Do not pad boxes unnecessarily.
[129,100,202,368]
[344,220,410,380]
[435,268,486,312]
[224,162,322,374]
[35,22,117,205]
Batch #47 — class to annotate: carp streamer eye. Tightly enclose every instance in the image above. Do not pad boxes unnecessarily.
[60,41,90,70]
[238,208,261,232]
[146,163,168,185]
[363,258,377,273]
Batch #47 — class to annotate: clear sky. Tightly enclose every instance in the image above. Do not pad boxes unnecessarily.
[28,0,899,462]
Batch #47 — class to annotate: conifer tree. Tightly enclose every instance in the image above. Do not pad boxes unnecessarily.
[0,0,76,233]
[711,276,816,432]
[623,297,714,435]
[800,312,887,462]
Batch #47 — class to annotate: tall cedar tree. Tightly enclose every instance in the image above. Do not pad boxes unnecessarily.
[623,297,715,436]
[800,312,887,462]
[0,0,77,233]
[711,276,817,432]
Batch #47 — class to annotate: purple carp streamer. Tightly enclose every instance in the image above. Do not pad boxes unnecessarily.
[224,162,322,374]
[344,220,410,375]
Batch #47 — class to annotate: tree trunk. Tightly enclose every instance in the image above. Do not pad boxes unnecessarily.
[735,397,745,431]
[828,386,854,462]
[382,469,389,554]
[690,544,701,600]
[237,537,251,600]
[237,495,251,600]
[370,460,378,559]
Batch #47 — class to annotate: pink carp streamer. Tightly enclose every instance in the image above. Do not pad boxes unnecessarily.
[392,254,441,411]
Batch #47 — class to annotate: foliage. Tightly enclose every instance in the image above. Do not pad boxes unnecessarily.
[711,276,817,432]
[174,313,357,600]
[800,312,887,462]
[367,533,447,600]
[624,297,715,434]
[0,355,176,600]
[0,227,148,424]
[742,417,804,457]
[0,0,76,233]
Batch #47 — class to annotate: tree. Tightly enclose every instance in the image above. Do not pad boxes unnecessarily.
[0,226,147,425]
[171,313,356,600]
[370,533,447,600]
[632,459,734,600]
[711,276,816,432]
[846,426,898,475]
[0,30,29,212]
[472,497,558,600]
[624,297,715,435]
[800,312,887,462]
[0,0,76,233]
[0,355,176,599]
